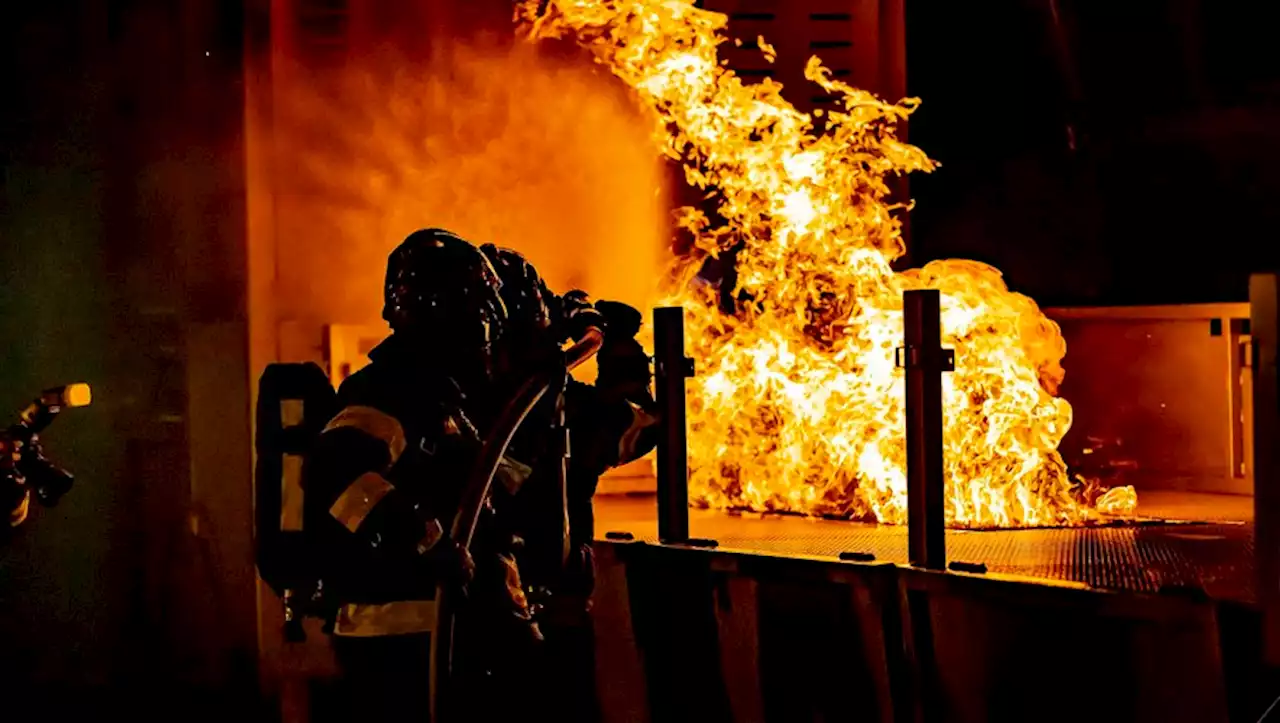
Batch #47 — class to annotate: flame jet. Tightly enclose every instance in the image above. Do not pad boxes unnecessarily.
[519,0,1137,527]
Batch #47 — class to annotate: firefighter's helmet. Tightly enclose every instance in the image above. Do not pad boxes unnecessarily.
[480,244,553,337]
[383,229,508,354]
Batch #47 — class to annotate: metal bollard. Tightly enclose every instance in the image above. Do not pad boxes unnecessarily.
[1251,273,1280,665]
[654,307,694,544]
[898,290,953,570]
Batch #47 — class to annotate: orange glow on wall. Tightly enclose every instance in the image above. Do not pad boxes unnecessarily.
[265,41,669,335]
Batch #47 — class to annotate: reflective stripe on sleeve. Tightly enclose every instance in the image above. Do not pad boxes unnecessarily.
[329,472,395,533]
[9,489,29,528]
[323,405,407,464]
[332,600,437,637]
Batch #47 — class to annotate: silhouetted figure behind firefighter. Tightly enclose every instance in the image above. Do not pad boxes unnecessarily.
[481,243,659,723]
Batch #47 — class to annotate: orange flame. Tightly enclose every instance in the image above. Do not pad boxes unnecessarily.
[520,0,1136,527]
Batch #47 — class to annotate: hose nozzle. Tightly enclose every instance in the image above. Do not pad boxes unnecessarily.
[19,383,92,434]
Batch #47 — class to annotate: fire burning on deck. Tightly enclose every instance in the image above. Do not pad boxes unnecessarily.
[521,0,1137,528]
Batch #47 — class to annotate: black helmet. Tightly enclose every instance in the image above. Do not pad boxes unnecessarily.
[480,244,553,337]
[383,229,508,355]
[479,244,562,383]
[480,244,606,344]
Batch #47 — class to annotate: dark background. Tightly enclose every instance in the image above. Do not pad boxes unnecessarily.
[2,1,259,719]
[906,0,1280,306]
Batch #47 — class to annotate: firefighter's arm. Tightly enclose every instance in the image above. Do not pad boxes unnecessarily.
[566,383,659,475]
[564,299,660,474]
[593,300,654,409]
[304,404,471,581]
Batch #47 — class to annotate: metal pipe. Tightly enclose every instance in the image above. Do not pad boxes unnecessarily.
[1250,273,1280,665]
[655,306,692,544]
[900,290,952,570]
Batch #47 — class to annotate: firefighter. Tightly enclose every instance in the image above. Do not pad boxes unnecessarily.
[480,244,659,723]
[304,228,539,723]
[480,244,657,587]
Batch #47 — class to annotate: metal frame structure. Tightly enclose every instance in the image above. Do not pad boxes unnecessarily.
[642,279,1278,719]
[652,292,957,568]
[651,288,1272,576]
[1045,301,1255,494]
[654,307,693,544]
[1251,273,1280,666]
[899,290,953,570]
[605,537,1231,723]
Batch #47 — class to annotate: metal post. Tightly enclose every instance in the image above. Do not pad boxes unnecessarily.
[655,306,693,544]
[899,290,952,570]
[1251,273,1280,665]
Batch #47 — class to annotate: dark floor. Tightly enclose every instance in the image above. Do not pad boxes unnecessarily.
[594,490,1256,603]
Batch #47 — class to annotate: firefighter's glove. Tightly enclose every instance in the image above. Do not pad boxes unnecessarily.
[594,300,652,402]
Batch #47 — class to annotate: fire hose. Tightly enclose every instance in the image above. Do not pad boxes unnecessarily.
[430,326,604,720]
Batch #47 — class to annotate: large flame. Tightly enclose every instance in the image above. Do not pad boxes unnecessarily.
[520,0,1136,527]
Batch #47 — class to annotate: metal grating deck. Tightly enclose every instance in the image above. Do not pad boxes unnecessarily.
[594,493,1256,603]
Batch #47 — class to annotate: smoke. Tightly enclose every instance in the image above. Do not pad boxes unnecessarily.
[270,40,669,329]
